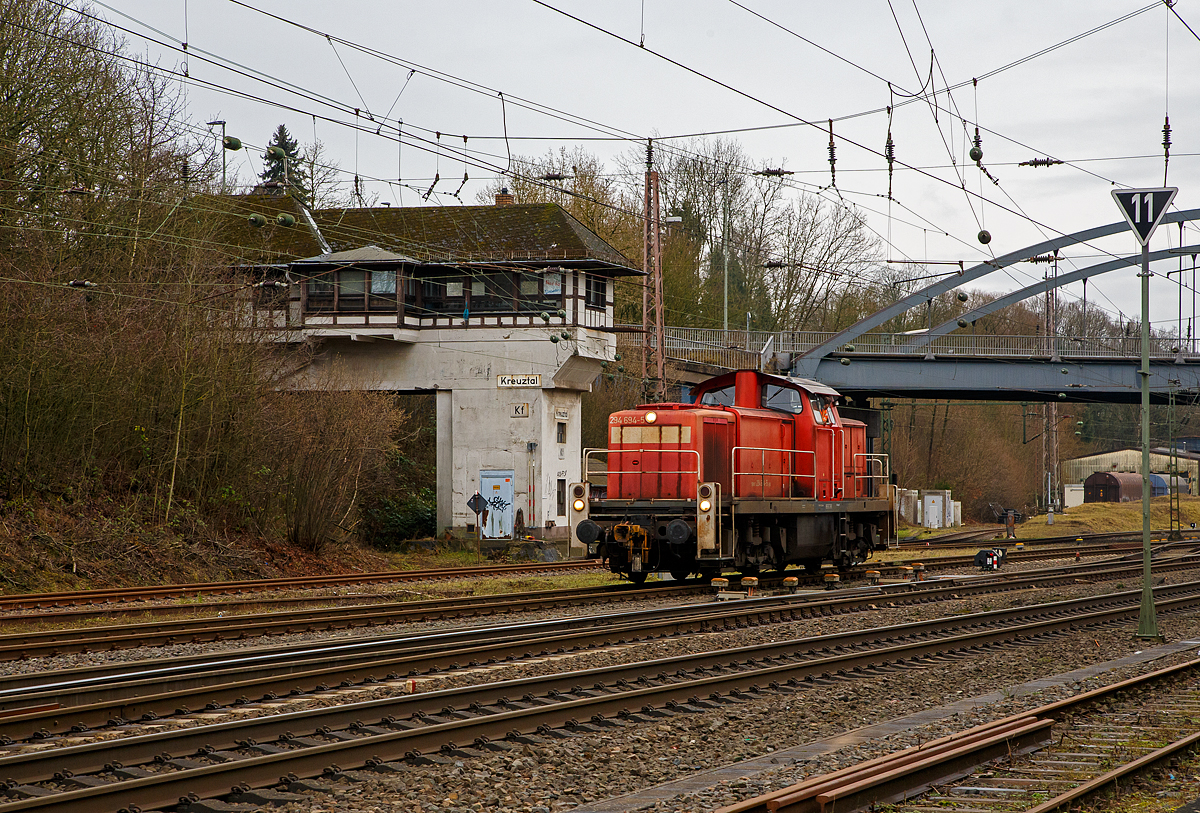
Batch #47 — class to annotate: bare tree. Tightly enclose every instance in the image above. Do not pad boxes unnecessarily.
[759,196,881,331]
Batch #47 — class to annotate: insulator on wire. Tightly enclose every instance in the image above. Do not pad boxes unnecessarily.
[1026,252,1059,264]
[884,131,895,200]
[1162,115,1172,185]
[827,119,836,188]
[1019,157,1063,168]
[969,128,983,163]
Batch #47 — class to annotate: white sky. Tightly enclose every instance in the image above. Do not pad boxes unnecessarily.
[96,0,1200,334]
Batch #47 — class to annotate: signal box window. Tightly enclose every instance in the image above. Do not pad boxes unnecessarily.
[556,422,567,444]
[557,479,567,516]
[585,274,607,309]
[762,384,804,414]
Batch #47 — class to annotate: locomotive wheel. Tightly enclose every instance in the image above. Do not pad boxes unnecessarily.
[669,567,692,581]
[801,558,823,573]
[627,571,648,585]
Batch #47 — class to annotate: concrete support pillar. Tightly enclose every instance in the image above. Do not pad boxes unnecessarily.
[436,389,454,534]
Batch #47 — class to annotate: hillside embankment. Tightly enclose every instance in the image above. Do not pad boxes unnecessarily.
[0,496,390,594]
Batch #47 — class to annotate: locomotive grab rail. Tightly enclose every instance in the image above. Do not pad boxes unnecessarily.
[852,452,890,498]
[729,448,892,501]
[729,447,817,500]
[581,448,701,491]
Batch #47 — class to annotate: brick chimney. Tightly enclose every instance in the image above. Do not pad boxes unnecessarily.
[494,187,514,206]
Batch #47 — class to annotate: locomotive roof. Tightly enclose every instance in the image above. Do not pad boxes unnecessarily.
[695,370,842,398]
[774,373,842,397]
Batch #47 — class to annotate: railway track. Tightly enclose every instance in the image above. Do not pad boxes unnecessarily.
[4,581,1200,813]
[0,559,604,611]
[0,525,1159,615]
[0,581,710,661]
[4,534,1180,661]
[899,527,1200,549]
[894,527,1003,547]
[6,555,1200,743]
[721,656,1200,813]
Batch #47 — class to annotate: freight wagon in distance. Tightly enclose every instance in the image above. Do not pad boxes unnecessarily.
[1083,471,1143,503]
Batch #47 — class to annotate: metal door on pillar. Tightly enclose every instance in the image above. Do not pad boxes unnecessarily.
[480,470,515,539]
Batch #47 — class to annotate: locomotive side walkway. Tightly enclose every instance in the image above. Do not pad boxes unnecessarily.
[571,639,1200,812]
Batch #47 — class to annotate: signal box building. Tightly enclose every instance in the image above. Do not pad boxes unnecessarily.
[216,192,641,540]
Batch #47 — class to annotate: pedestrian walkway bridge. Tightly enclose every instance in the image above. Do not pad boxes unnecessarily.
[622,327,1200,404]
[625,206,1200,404]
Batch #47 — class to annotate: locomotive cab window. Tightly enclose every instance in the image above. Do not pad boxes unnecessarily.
[762,384,804,414]
[698,385,735,407]
[810,394,836,425]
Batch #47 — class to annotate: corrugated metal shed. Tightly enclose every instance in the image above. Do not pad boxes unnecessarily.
[1061,449,1198,486]
[1148,473,1190,496]
[1084,471,1143,503]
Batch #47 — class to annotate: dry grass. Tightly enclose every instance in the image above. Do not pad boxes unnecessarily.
[1012,496,1200,538]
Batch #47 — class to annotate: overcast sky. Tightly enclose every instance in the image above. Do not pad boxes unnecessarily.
[97,0,1200,333]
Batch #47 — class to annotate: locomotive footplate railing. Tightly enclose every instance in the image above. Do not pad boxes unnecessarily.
[582,448,702,498]
[729,448,890,501]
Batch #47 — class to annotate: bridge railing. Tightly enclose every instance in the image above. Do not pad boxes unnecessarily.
[619,326,1197,364]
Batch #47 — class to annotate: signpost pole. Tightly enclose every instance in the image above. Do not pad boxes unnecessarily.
[1138,240,1159,639]
[1111,186,1175,640]
[468,491,486,559]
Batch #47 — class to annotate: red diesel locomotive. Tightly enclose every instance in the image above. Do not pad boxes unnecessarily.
[569,369,895,582]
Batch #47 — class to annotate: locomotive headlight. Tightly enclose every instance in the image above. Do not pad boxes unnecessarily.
[572,498,586,512]
[645,411,657,424]
[699,499,712,512]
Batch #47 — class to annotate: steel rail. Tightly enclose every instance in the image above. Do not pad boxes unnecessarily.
[721,652,1200,813]
[0,582,707,660]
[1,536,1180,660]
[5,572,1200,745]
[0,560,603,611]
[1,549,1189,699]
[5,556,1200,740]
[4,585,1200,813]
[1020,732,1200,813]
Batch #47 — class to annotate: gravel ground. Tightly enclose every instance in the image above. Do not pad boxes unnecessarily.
[11,557,1200,812]
[263,621,1200,813]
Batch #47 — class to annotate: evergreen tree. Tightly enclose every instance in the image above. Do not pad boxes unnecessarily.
[260,124,310,203]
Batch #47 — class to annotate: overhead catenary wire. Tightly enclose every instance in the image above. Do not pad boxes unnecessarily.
[21,0,1180,333]
[68,0,1161,266]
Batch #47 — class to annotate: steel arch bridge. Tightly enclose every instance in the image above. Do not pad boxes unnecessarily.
[770,207,1200,404]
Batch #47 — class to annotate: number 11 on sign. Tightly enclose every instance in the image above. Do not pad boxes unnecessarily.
[1112,187,1177,245]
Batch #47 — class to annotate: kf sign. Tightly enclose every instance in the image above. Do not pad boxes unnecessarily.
[1112,187,1177,245]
